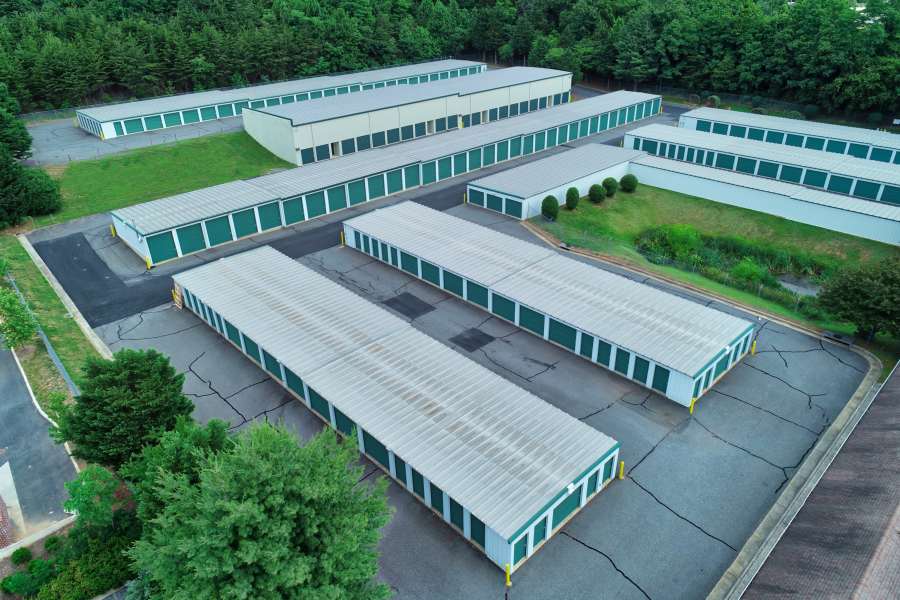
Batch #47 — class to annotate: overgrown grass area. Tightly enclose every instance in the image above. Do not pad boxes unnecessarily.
[30,131,291,228]
[537,185,900,377]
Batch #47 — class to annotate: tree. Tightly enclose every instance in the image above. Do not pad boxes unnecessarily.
[541,195,559,220]
[589,183,605,204]
[64,465,121,530]
[20,167,61,216]
[51,349,193,469]
[0,288,36,348]
[602,176,618,197]
[0,146,61,227]
[565,187,579,210]
[818,259,900,340]
[131,424,392,600]
[0,109,32,160]
[620,173,638,192]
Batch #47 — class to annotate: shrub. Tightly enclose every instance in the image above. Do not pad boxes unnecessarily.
[706,94,721,108]
[751,107,767,115]
[802,104,819,118]
[751,95,765,108]
[730,257,771,286]
[565,187,579,210]
[43,536,63,555]
[785,110,806,120]
[688,93,701,105]
[541,195,559,220]
[620,174,638,193]
[11,546,33,566]
[588,183,605,204]
[0,287,38,349]
[0,559,54,596]
[739,95,752,106]
[867,112,883,126]
[602,177,618,197]
[20,168,62,216]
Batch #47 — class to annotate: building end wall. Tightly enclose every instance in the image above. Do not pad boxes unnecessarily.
[242,109,300,165]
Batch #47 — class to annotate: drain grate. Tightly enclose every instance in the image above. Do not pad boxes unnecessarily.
[450,328,495,352]
[382,293,434,320]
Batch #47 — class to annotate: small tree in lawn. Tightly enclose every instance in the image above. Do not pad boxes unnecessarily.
[541,195,559,220]
[818,259,900,341]
[620,174,638,193]
[130,423,392,599]
[588,184,605,204]
[64,465,121,530]
[51,349,193,470]
[0,109,32,160]
[0,288,37,349]
[602,177,618,198]
[565,187,579,210]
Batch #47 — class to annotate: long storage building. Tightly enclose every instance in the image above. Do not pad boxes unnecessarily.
[173,246,620,572]
[75,59,485,139]
[242,67,572,165]
[625,124,900,205]
[466,144,643,219]
[678,107,900,165]
[342,202,755,406]
[111,90,661,267]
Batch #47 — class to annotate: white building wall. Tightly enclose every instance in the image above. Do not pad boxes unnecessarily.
[522,162,633,219]
[99,121,118,140]
[111,214,149,260]
[470,87,512,113]
[484,527,511,568]
[398,97,447,127]
[313,112,369,145]
[242,109,299,164]
[664,371,695,406]
[368,106,402,133]
[508,83,531,104]
[629,162,900,246]
[678,115,699,130]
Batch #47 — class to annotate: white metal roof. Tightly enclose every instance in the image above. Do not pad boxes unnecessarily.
[627,124,900,187]
[682,107,900,150]
[172,246,617,541]
[77,59,483,122]
[345,202,754,376]
[111,90,659,235]
[468,144,644,199]
[255,67,570,126]
[632,155,900,222]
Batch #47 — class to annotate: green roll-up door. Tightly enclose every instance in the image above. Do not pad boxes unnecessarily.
[548,319,577,351]
[513,536,528,564]
[852,180,879,200]
[468,148,482,169]
[449,497,463,529]
[124,118,144,134]
[870,148,891,162]
[420,261,440,285]
[176,223,206,256]
[411,469,425,498]
[470,515,486,548]
[546,127,557,146]
[257,202,282,230]
[632,356,649,384]
[285,368,305,399]
[729,125,746,138]
[334,407,355,436]
[881,185,900,204]
[387,169,403,194]
[404,165,420,188]
[614,348,630,374]
[587,472,599,495]
[223,319,241,345]
[765,131,785,144]
[747,128,765,141]
[569,122,579,139]
[579,333,594,359]
[491,293,516,321]
[309,388,330,420]
[599,114,609,131]
[205,216,233,246]
[736,158,756,174]
[367,175,386,198]
[510,137,522,157]
[200,106,217,120]
[712,122,728,135]
[651,366,670,393]
[232,209,258,237]
[400,251,418,275]
[757,161,779,178]
[182,109,199,124]
[282,198,305,224]
[486,194,503,212]
[442,271,463,296]
[262,349,281,378]
[147,232,178,264]
[242,335,262,363]
[847,143,869,159]
[497,141,509,161]
[505,199,522,218]
[453,152,467,175]
[533,516,547,546]
[522,135,534,155]
[429,482,444,512]
[362,430,389,467]
[113,122,124,136]
[422,162,437,184]
[715,153,735,169]
[163,112,182,127]
[552,485,582,530]
[327,186,347,211]
[825,140,846,154]
[589,116,599,134]
[348,180,366,205]
[803,170,827,188]
[469,188,485,206]
[519,306,545,336]
[535,131,546,151]
[596,340,612,365]
[602,458,614,481]
[778,165,802,183]
[217,104,234,117]
[466,281,489,308]
[306,191,326,218]
[693,378,702,398]
[394,454,407,483]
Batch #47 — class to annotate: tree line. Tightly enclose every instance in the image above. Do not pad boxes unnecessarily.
[0,0,896,118]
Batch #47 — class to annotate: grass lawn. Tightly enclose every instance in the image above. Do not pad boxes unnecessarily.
[537,185,900,376]
[30,131,291,228]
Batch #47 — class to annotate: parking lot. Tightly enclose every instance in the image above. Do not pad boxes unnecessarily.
[88,204,868,599]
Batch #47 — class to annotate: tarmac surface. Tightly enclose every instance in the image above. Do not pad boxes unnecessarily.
[0,347,76,543]
[89,204,868,600]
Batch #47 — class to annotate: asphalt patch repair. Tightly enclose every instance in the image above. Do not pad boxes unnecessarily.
[449,328,496,352]
[382,292,435,320]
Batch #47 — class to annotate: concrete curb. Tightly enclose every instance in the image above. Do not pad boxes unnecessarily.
[16,234,112,359]
[0,515,76,561]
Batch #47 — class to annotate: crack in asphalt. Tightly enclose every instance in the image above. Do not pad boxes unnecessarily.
[304,254,379,297]
[559,532,652,600]
[476,348,559,383]
[742,363,828,414]
[620,391,655,414]
[183,351,272,429]
[774,437,818,495]
[239,397,294,429]
[708,389,821,436]
[692,416,792,490]
[628,416,691,475]
[357,467,378,484]
[818,339,865,374]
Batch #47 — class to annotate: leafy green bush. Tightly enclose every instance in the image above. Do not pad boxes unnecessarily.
[785,110,806,120]
[11,547,33,566]
[730,257,776,286]
[20,168,62,217]
[588,184,605,204]
[541,195,559,220]
[43,536,63,555]
[751,107,767,115]
[706,94,721,108]
[1,559,55,597]
[565,187,579,210]
[602,177,618,197]
[620,174,638,193]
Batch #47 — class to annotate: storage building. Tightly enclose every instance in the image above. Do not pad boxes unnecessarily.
[342,202,755,406]
[112,91,661,266]
[679,107,900,165]
[629,156,900,245]
[75,59,485,139]
[466,144,643,219]
[242,67,573,165]
[173,246,620,572]
[625,124,900,205]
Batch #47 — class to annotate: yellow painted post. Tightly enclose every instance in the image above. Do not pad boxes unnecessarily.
[689,398,697,415]
[145,256,152,270]
[751,339,757,355]
[109,224,117,237]
[618,461,625,480]
[505,563,511,588]
[339,230,345,246]
[464,191,468,203]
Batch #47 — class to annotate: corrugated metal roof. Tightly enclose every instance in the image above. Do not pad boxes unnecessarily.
[468,144,644,198]
[78,59,483,122]
[345,202,753,376]
[256,67,570,126]
[628,124,900,186]
[172,246,617,541]
[632,155,900,222]
[682,107,900,149]
[111,90,659,235]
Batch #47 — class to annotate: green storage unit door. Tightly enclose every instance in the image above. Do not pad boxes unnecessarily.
[546,127,557,146]
[632,356,650,384]
[579,333,595,359]
[552,484,582,530]
[421,260,440,285]
[327,186,347,211]
[736,157,757,174]
[309,388,330,420]
[200,106,217,120]
[442,271,464,296]
[242,335,262,363]
[505,199,522,218]
[232,209,259,237]
[870,148,892,162]
[535,131,546,151]
[393,455,407,483]
[803,170,827,188]
[430,482,444,513]
[362,430,389,467]
[510,137,522,157]
[852,180,880,200]
[483,144,496,166]
[596,340,611,366]
[368,175,386,198]
[282,198,305,224]
[513,536,528,564]
[802,136,823,150]
[124,118,144,134]
[422,162,437,184]
[205,216,233,246]
[400,251,418,275]
[712,122,728,135]
[693,377,702,398]
[334,407,355,436]
[449,497,464,529]
[785,134,804,147]
[848,143,869,159]
[306,191,327,218]
[765,131,784,144]
[587,471,599,495]
[404,165,420,188]
[469,188,485,206]
[757,161,779,178]
[285,368,305,399]
[497,141,509,161]
[548,319,577,351]
[348,180,367,205]
[217,104,234,117]
[163,112,182,127]
[491,293,516,321]
[148,231,178,263]
[715,153,736,169]
[599,113,609,131]
[113,122,124,136]
[614,348,630,375]
[533,516,548,547]
[826,140,847,154]
[224,319,242,346]
[468,149,482,169]
[411,469,425,498]
[778,165,802,183]
[519,306,545,336]
[387,169,403,194]
[602,458,614,481]
[181,109,200,124]
[486,194,503,212]
[176,223,206,256]
[651,366,670,393]
[747,128,765,141]
[466,281,489,308]
[470,514,486,548]
[881,186,900,204]
[257,202,282,230]
[262,349,281,378]
[714,354,729,378]
[453,152,467,175]
[522,135,534,155]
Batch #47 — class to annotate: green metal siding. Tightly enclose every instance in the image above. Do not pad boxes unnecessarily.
[148,231,178,263]
[176,224,206,255]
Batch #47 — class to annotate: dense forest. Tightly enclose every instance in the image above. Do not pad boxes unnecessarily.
[0,0,897,116]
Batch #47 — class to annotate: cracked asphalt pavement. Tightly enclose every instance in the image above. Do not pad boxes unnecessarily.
[91,204,868,600]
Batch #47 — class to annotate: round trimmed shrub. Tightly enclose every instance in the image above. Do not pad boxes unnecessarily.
[751,107,767,114]
[11,547,32,566]
[751,95,765,108]
[565,187,579,210]
[706,95,721,108]
[602,177,618,197]
[541,195,559,220]
[688,93,701,105]
[588,184,605,204]
[43,535,63,555]
[620,174,638,193]
[785,110,805,120]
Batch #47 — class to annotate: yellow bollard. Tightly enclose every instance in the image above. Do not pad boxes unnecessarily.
[751,340,757,355]
[618,460,625,480]
[339,230,345,246]
[505,563,511,588]
[109,224,117,237]
[689,398,697,415]
[145,256,152,270]
[464,192,468,203]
